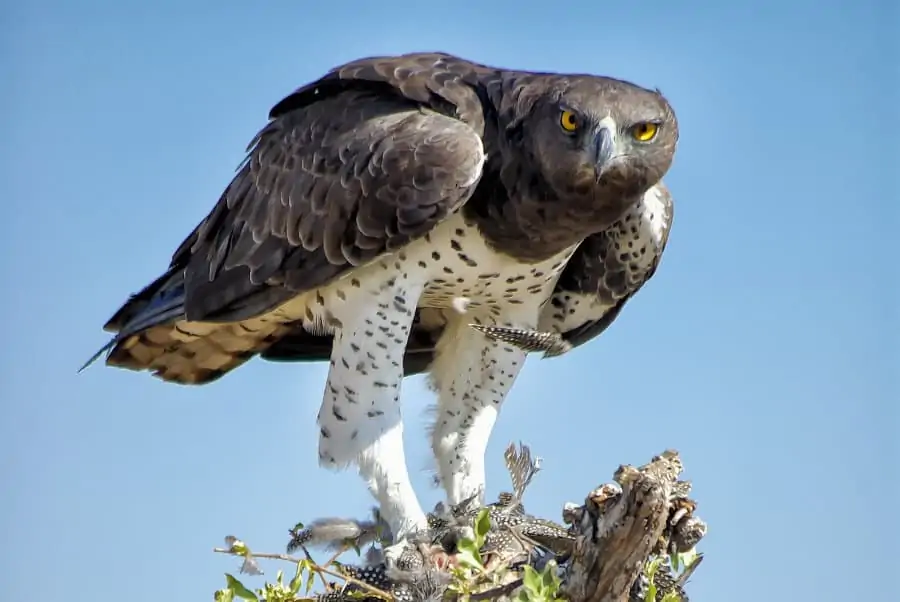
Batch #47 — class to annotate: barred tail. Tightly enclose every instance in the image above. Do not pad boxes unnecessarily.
[80,268,288,385]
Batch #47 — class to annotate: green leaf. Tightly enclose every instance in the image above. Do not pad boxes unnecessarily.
[215,589,235,602]
[678,547,699,571]
[455,548,483,571]
[646,557,662,579]
[522,565,541,595]
[474,508,491,544]
[541,562,560,592]
[289,561,304,594]
[305,569,315,595]
[456,538,484,569]
[225,574,260,601]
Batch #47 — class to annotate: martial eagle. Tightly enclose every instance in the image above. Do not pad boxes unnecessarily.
[84,52,677,555]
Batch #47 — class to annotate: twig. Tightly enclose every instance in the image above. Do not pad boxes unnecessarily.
[212,548,393,600]
[299,544,331,593]
[468,578,523,601]
[324,543,351,569]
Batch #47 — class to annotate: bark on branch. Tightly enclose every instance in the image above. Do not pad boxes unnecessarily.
[562,450,706,602]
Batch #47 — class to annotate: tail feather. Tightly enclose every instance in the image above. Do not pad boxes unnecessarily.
[110,278,187,341]
[80,267,189,373]
[81,267,290,384]
[102,268,185,332]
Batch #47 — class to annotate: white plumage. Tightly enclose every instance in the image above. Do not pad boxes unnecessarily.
[305,210,578,540]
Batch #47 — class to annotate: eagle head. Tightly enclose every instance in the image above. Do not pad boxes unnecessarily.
[515,76,678,231]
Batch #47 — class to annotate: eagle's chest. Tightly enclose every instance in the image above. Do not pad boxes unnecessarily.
[400,213,577,311]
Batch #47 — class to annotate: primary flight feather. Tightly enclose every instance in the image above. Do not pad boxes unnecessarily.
[84,51,678,558]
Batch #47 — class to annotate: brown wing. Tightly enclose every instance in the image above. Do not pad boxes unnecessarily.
[85,53,493,381]
[114,53,490,331]
[182,92,485,322]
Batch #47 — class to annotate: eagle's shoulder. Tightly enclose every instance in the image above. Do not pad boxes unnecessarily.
[539,182,675,348]
[268,52,497,136]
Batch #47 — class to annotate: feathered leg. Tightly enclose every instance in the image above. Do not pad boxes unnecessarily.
[427,310,534,506]
[316,277,428,543]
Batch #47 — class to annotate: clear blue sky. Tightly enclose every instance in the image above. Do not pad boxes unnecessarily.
[2,1,895,600]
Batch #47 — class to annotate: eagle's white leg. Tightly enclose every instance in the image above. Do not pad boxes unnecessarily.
[316,275,427,543]
[428,310,533,506]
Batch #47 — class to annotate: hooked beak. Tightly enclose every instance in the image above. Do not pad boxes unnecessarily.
[592,119,619,176]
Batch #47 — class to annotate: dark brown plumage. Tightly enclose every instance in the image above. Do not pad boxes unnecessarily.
[84,51,679,551]
[87,51,677,383]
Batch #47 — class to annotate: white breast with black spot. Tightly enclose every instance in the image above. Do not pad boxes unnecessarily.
[410,212,578,316]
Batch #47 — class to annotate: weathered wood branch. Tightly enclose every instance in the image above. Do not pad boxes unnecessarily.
[562,450,705,602]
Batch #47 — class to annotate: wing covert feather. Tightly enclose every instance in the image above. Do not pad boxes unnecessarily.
[178,89,485,322]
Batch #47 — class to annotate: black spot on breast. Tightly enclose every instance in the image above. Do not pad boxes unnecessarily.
[332,404,347,421]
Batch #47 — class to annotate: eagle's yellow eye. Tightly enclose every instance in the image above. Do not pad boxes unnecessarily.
[560,110,579,132]
[631,122,659,142]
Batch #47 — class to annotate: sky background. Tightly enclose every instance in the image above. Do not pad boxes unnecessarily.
[1,1,896,600]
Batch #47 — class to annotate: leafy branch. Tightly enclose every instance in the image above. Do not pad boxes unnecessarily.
[211,447,707,602]
[213,537,391,602]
